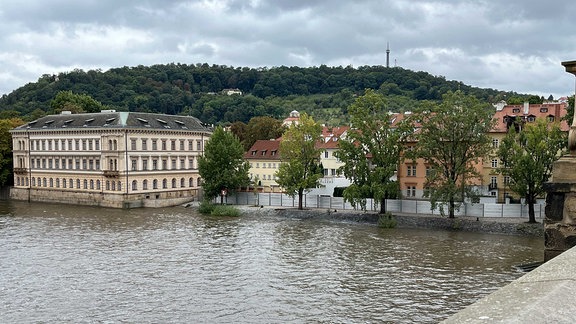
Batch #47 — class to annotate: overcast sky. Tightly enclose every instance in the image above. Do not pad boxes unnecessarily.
[2,0,576,99]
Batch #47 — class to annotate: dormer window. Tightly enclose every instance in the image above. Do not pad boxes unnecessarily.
[548,115,555,122]
[261,150,267,156]
[527,116,536,122]
[512,108,520,113]
[251,150,257,156]
[271,150,277,156]
[540,107,548,113]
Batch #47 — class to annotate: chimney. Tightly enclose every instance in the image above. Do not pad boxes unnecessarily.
[523,102,529,114]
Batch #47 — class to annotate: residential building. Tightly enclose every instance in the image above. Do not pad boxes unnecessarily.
[244,139,282,192]
[484,101,569,202]
[10,110,212,208]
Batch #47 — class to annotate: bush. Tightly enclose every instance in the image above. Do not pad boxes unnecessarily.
[378,212,397,228]
[198,201,215,214]
[210,205,242,217]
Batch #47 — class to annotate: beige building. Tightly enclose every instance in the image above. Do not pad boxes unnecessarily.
[10,110,212,208]
[244,139,282,192]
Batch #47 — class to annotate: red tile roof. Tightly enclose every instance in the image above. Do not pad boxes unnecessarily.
[244,140,281,159]
[491,102,569,133]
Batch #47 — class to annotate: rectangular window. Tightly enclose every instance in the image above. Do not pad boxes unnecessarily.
[491,159,498,168]
[82,140,87,150]
[189,141,193,151]
[132,159,137,171]
[407,165,416,177]
[162,140,167,151]
[75,140,80,150]
[180,159,185,169]
[55,159,59,169]
[197,140,202,151]
[152,159,158,170]
[324,151,329,158]
[171,140,176,150]
[95,159,100,170]
[171,159,176,169]
[180,140,185,151]
[492,138,499,148]
[131,139,137,150]
[504,176,510,185]
[89,160,94,170]
[88,140,93,150]
[142,159,148,170]
[189,158,194,169]
[82,159,87,170]
[162,159,167,170]
[152,140,157,150]
[76,159,80,169]
[95,140,100,150]
[142,139,148,150]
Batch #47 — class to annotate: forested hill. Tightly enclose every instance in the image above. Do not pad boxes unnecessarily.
[0,63,533,125]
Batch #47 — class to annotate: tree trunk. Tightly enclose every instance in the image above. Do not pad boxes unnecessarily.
[448,197,455,218]
[527,196,537,223]
[380,197,386,214]
[298,189,304,210]
[220,194,224,205]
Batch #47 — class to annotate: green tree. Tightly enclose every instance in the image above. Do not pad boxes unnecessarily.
[334,89,407,213]
[0,118,25,186]
[50,90,104,114]
[198,126,250,204]
[413,90,494,218]
[242,116,285,150]
[498,118,566,223]
[276,113,323,210]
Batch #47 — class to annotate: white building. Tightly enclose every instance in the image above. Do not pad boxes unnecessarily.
[10,110,212,208]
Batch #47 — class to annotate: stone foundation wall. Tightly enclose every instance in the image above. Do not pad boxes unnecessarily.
[10,187,197,209]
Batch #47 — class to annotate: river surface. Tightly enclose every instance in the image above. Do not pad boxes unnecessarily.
[0,201,542,323]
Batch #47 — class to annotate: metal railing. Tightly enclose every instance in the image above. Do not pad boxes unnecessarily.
[223,192,544,219]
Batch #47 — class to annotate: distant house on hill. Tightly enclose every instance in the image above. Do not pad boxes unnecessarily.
[222,88,242,96]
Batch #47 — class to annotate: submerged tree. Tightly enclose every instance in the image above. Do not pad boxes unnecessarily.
[498,118,566,223]
[412,90,494,218]
[198,126,250,204]
[334,89,407,213]
[275,113,323,210]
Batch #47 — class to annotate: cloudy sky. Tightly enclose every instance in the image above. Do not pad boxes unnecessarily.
[2,0,576,99]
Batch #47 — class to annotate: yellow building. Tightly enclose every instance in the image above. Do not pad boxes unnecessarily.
[244,139,282,192]
[10,110,212,208]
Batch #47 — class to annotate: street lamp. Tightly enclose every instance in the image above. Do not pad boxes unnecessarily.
[561,60,576,154]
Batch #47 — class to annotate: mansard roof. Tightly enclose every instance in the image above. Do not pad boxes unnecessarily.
[13,111,212,132]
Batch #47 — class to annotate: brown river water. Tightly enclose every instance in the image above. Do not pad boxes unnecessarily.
[0,200,542,323]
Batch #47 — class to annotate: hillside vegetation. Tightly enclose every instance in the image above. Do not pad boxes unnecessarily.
[0,63,536,125]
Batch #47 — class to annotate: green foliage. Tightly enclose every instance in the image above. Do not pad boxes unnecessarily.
[210,205,242,217]
[241,116,286,150]
[0,118,25,186]
[334,89,408,213]
[276,113,324,209]
[50,90,105,114]
[378,212,397,228]
[412,90,494,218]
[1,64,530,126]
[198,200,216,214]
[198,126,250,201]
[498,118,566,223]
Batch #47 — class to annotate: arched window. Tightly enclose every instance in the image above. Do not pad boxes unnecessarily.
[143,180,148,190]
[132,180,138,191]
[153,179,158,189]
[49,178,53,187]
[106,180,110,190]
[171,178,176,188]
[90,180,94,189]
[111,181,116,191]
[180,178,185,188]
[63,179,67,188]
[83,179,88,189]
[162,178,167,189]
[189,177,194,187]
[69,179,74,188]
[76,179,80,189]
[118,181,121,191]
[96,180,101,190]
[32,177,36,186]
[43,178,47,187]
[55,178,60,188]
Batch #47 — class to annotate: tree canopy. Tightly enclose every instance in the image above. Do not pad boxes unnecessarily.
[275,113,324,209]
[498,118,566,223]
[412,90,495,218]
[0,118,25,186]
[198,126,250,203]
[334,89,408,213]
[0,64,533,125]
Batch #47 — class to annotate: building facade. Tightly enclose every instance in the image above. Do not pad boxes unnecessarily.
[244,139,282,192]
[10,110,212,208]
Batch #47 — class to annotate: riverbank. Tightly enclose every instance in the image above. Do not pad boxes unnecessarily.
[235,205,544,237]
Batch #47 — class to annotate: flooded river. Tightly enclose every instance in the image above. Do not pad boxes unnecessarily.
[0,201,542,323]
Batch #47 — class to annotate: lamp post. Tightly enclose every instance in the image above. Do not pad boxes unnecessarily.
[561,60,576,154]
